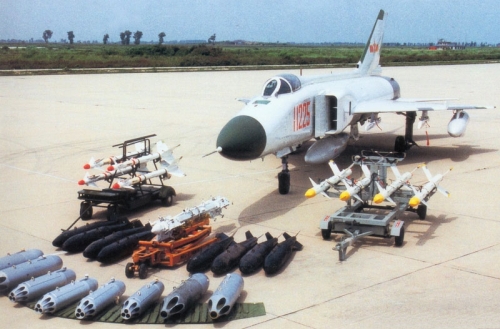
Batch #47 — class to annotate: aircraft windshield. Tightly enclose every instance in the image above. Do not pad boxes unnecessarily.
[262,74,301,97]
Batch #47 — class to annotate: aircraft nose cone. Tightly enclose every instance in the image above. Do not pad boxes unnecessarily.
[216,115,266,160]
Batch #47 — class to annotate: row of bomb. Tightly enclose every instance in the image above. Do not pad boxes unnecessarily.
[0,249,245,321]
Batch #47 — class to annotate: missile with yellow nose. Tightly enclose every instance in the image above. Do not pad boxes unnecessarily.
[305,161,353,198]
[338,165,372,202]
[373,166,415,205]
[409,166,452,207]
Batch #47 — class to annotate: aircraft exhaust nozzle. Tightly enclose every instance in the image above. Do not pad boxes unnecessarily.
[208,273,244,320]
[160,273,209,320]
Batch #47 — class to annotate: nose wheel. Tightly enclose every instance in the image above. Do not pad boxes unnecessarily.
[278,156,290,194]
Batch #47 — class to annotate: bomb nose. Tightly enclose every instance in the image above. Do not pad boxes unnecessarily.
[216,115,266,161]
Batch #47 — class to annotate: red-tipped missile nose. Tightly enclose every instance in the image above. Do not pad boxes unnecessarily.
[78,180,85,185]
[83,164,91,170]
[107,165,115,171]
[112,183,121,189]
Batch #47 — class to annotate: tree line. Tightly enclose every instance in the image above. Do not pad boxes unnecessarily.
[41,29,216,45]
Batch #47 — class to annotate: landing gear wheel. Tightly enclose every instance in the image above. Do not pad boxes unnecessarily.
[160,186,175,207]
[394,136,406,153]
[80,201,93,220]
[138,263,148,279]
[321,223,332,240]
[278,171,290,195]
[417,204,427,220]
[395,226,405,247]
[125,262,135,278]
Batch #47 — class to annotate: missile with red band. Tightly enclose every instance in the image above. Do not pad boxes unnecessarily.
[339,165,372,202]
[83,143,145,170]
[107,141,179,172]
[112,159,184,189]
[409,165,452,207]
[373,166,417,205]
[305,161,353,198]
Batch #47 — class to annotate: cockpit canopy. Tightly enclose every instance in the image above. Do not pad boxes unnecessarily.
[262,74,301,97]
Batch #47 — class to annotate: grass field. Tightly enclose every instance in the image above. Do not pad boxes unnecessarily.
[1,43,500,74]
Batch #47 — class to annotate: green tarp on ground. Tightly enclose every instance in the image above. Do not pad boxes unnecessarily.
[26,300,266,324]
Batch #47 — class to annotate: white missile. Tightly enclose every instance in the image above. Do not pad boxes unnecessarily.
[373,166,416,204]
[83,143,144,170]
[305,161,353,198]
[339,165,372,202]
[112,159,184,190]
[409,165,452,207]
[78,166,135,186]
[151,196,231,242]
[107,141,179,172]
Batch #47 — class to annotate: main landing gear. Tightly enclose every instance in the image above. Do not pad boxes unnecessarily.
[395,111,418,153]
[278,156,290,195]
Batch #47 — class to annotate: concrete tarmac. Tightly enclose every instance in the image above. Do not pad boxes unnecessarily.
[0,64,499,328]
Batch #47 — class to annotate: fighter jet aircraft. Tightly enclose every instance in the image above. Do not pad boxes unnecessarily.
[214,10,494,194]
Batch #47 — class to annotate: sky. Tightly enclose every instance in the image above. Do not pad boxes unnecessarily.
[1,0,499,44]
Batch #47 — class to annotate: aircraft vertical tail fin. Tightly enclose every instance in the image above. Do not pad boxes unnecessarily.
[356,9,386,76]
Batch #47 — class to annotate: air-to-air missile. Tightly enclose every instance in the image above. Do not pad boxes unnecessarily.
[107,141,179,172]
[208,273,244,320]
[211,231,258,275]
[34,275,99,314]
[112,158,185,190]
[160,273,209,320]
[121,280,165,320]
[186,233,234,273]
[52,216,128,248]
[409,165,452,207]
[339,164,372,202]
[62,219,141,253]
[82,143,145,170]
[151,196,231,242]
[96,230,156,263]
[0,249,44,270]
[83,224,152,259]
[239,233,278,275]
[305,161,353,198]
[263,232,303,275]
[75,278,126,320]
[0,255,63,293]
[78,166,135,186]
[373,165,416,205]
[9,268,76,303]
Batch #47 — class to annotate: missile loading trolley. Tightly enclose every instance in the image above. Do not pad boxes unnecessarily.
[312,151,445,261]
[77,135,182,222]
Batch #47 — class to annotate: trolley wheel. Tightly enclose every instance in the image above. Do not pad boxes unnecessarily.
[417,204,427,220]
[160,186,175,207]
[321,222,332,240]
[125,262,135,278]
[278,171,290,195]
[394,136,406,153]
[138,263,148,279]
[395,225,405,247]
[80,201,93,220]
[107,204,119,220]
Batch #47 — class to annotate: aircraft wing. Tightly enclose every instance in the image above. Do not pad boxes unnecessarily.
[353,99,494,113]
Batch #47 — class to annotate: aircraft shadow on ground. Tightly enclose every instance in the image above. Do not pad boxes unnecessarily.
[238,131,491,226]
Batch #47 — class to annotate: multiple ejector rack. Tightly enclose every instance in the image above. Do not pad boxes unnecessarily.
[306,151,451,261]
[76,135,184,222]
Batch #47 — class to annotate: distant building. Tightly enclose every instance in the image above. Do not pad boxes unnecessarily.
[429,39,465,50]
